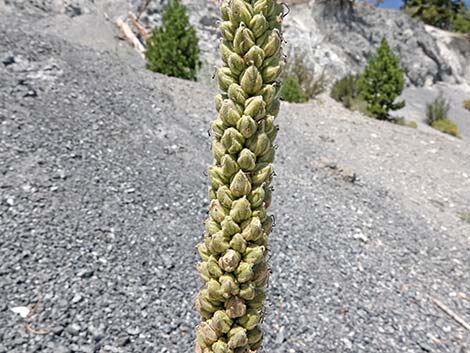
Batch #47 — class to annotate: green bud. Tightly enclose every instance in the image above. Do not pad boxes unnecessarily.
[205,217,221,235]
[234,261,254,283]
[212,119,226,139]
[220,40,235,63]
[210,231,231,254]
[217,185,234,209]
[262,28,281,58]
[247,326,263,348]
[237,148,257,171]
[256,147,275,164]
[262,64,282,83]
[253,231,268,246]
[259,84,277,106]
[249,14,268,38]
[251,163,272,187]
[252,261,269,287]
[219,274,240,297]
[262,216,273,234]
[221,2,231,21]
[222,128,245,154]
[238,309,259,330]
[229,233,247,253]
[252,206,267,222]
[230,170,252,198]
[198,321,219,346]
[221,154,240,177]
[267,98,280,116]
[248,185,265,209]
[255,31,269,47]
[228,84,248,106]
[196,326,209,348]
[220,21,235,42]
[241,217,263,241]
[253,0,269,16]
[209,200,229,223]
[219,99,241,127]
[233,25,255,55]
[211,310,233,334]
[244,96,266,121]
[228,53,246,75]
[208,186,217,200]
[243,45,265,67]
[208,166,229,190]
[197,261,211,283]
[225,296,247,319]
[198,289,223,313]
[218,67,237,92]
[215,94,225,112]
[228,326,248,349]
[240,65,263,95]
[219,249,242,272]
[212,140,226,162]
[197,243,210,262]
[208,255,224,278]
[236,115,257,139]
[230,197,252,223]
[207,279,225,301]
[230,0,253,25]
[221,216,241,237]
[247,288,266,309]
[243,245,265,264]
[238,284,256,301]
[248,132,271,156]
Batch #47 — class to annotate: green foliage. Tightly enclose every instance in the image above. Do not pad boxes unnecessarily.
[359,38,405,120]
[280,76,307,103]
[145,0,200,80]
[432,118,460,137]
[402,0,470,33]
[394,117,418,129]
[330,74,361,108]
[282,50,327,102]
[463,99,470,111]
[426,94,450,124]
[459,212,470,224]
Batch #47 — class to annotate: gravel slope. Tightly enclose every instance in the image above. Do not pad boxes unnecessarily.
[1,14,470,353]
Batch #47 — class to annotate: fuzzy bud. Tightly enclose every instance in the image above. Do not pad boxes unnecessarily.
[231,0,253,24]
[219,249,242,272]
[237,148,257,171]
[236,115,257,139]
[219,274,239,297]
[211,311,233,334]
[262,64,282,83]
[219,99,242,127]
[217,185,234,209]
[229,233,247,253]
[247,326,263,348]
[218,67,237,92]
[240,65,263,95]
[251,206,267,222]
[212,340,231,353]
[205,218,221,235]
[220,40,235,63]
[234,261,254,283]
[207,279,225,301]
[253,0,269,16]
[241,217,263,241]
[221,216,241,237]
[228,327,248,349]
[247,288,266,309]
[251,163,272,187]
[262,29,281,58]
[244,96,266,121]
[259,84,277,106]
[209,200,229,223]
[212,140,226,162]
[262,216,273,234]
[198,321,219,346]
[228,84,248,105]
[238,308,259,330]
[244,45,265,68]
[212,119,226,139]
[230,170,252,198]
[230,197,252,223]
[249,14,268,38]
[222,128,245,154]
[233,25,255,55]
[197,243,210,262]
[197,262,211,283]
[208,255,225,278]
[221,154,240,177]
[247,185,265,209]
[243,245,265,264]
[238,284,256,301]
[220,21,235,42]
[225,296,247,319]
[208,166,229,190]
[256,147,275,164]
[248,133,271,156]
[228,53,246,75]
[210,231,231,254]
[252,261,269,287]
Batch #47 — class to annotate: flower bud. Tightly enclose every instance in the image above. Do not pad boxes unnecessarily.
[233,25,255,55]
[256,147,275,163]
[219,99,242,127]
[230,197,252,223]
[220,40,235,63]
[219,21,235,42]
[240,65,263,95]
[225,296,246,319]
[247,288,266,309]
[198,321,219,346]
[244,96,266,121]
[215,94,225,112]
[253,0,269,16]
[222,128,245,154]
[238,309,259,330]
[228,326,248,349]
[234,261,254,283]
[247,326,263,348]
[236,115,257,139]
[196,326,208,348]
[253,231,268,246]
[228,53,246,75]
[239,284,256,301]
[231,0,253,25]
[248,133,271,157]
[219,249,242,272]
[252,206,267,222]
[219,274,239,297]
[210,200,229,223]
[212,340,231,353]
[243,245,265,264]
[230,170,252,198]
[208,166,229,190]
[212,140,226,162]
[212,119,226,139]
[262,29,281,58]
[207,279,225,302]
[262,64,282,83]
[252,261,269,287]
[267,98,280,116]
[207,255,225,279]
[210,231,231,254]
[237,148,256,171]
[255,31,268,47]
[211,311,233,334]
[217,185,234,209]
[244,45,265,67]
[262,216,273,234]
[198,289,223,313]
[197,243,210,261]
[205,217,221,235]
[241,217,263,241]
[228,83,248,105]
[197,261,211,283]
[251,163,272,187]
[229,233,247,253]
[218,67,237,92]
[247,185,265,209]
[221,216,241,237]
[208,186,217,200]
[259,84,277,106]
[221,154,240,177]
[249,14,268,38]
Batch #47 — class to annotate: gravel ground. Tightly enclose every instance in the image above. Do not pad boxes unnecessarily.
[1,13,470,353]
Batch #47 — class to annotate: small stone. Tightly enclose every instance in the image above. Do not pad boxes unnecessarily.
[117,335,130,347]
[126,326,140,336]
[71,294,83,304]
[66,323,81,336]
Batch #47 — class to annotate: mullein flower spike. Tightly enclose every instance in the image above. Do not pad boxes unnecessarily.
[196,0,283,352]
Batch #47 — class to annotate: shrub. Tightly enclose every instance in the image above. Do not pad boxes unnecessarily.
[280,76,307,103]
[282,50,327,102]
[426,94,450,125]
[359,38,406,120]
[432,119,460,137]
[330,74,361,108]
[464,99,470,111]
[394,117,418,129]
[145,0,200,80]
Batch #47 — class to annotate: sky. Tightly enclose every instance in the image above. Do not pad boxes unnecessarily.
[373,0,470,8]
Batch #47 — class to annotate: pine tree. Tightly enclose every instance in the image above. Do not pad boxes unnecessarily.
[145,0,200,80]
[359,38,405,120]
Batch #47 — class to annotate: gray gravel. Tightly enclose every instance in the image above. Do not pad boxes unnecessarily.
[1,13,470,353]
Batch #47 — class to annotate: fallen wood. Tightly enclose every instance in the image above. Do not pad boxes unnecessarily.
[128,11,150,41]
[115,17,145,59]
[432,297,470,332]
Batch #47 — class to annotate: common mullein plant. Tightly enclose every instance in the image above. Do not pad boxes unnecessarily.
[195,0,284,352]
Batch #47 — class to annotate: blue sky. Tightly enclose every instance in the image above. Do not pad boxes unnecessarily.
[372,0,470,8]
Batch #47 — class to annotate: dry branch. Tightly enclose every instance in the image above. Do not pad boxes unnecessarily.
[432,297,470,332]
[128,12,150,41]
[115,17,145,59]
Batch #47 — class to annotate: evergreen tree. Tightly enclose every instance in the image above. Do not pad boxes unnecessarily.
[359,38,405,120]
[145,0,200,80]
